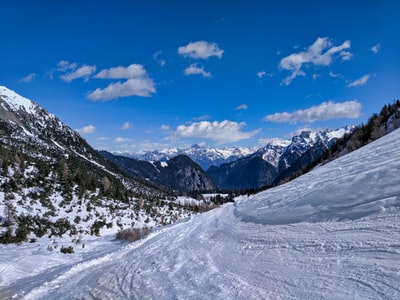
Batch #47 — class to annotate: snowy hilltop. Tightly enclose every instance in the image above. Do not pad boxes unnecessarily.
[1,124,400,299]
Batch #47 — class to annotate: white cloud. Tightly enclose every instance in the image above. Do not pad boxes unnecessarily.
[262,100,361,123]
[347,74,370,87]
[19,73,36,83]
[121,122,132,130]
[87,77,156,101]
[178,41,224,59]
[279,37,351,85]
[60,65,96,82]
[89,64,156,100]
[174,120,260,144]
[371,43,380,54]
[256,71,273,79]
[160,124,170,131]
[76,124,96,134]
[340,51,353,61]
[234,104,248,110]
[257,71,266,78]
[153,51,166,66]
[114,137,131,143]
[57,60,77,72]
[329,71,344,78]
[184,64,211,77]
[258,137,290,146]
[94,64,146,79]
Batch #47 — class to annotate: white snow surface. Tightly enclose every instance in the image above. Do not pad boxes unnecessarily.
[2,129,400,299]
[0,86,37,115]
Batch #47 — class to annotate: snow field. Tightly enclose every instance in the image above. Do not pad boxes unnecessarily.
[1,128,400,299]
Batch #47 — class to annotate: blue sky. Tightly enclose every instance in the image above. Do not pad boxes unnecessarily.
[1,1,400,152]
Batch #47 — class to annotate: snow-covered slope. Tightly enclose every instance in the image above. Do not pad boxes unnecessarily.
[0,86,197,242]
[2,127,400,298]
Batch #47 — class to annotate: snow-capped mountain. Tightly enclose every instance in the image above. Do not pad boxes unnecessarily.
[124,144,257,170]
[0,86,197,242]
[208,127,353,190]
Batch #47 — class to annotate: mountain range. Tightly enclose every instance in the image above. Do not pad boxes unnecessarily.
[117,126,353,191]
[121,144,257,170]
[207,127,353,190]
[1,85,399,245]
[99,151,217,193]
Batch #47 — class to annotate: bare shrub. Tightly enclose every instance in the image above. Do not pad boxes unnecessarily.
[60,245,74,254]
[116,227,152,242]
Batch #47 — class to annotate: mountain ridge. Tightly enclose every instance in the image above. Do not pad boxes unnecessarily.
[0,86,197,243]
[207,127,353,190]
[120,145,257,170]
[99,151,218,194]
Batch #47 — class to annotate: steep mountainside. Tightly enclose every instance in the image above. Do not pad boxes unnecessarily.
[208,127,352,190]
[100,151,218,193]
[0,86,192,243]
[124,144,256,170]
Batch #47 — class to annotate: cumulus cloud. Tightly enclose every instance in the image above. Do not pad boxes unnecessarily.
[174,120,260,143]
[19,73,36,83]
[184,64,211,77]
[234,104,248,110]
[347,74,370,87]
[76,124,96,134]
[371,43,380,54]
[160,124,170,131]
[60,65,96,82]
[178,41,224,59]
[262,100,361,124]
[88,64,156,100]
[88,77,155,101]
[279,37,351,85]
[94,64,146,79]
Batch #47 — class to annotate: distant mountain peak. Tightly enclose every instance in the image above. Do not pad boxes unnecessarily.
[122,145,257,170]
[207,126,353,190]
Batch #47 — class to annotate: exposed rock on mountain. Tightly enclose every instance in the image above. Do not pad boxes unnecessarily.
[99,151,218,193]
[207,128,353,190]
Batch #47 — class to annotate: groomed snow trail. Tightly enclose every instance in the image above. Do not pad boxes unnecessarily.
[3,129,400,299]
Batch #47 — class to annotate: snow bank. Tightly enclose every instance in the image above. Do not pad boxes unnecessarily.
[236,128,400,224]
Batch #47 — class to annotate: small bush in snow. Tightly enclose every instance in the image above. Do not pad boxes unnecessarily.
[116,227,152,242]
[60,245,74,254]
